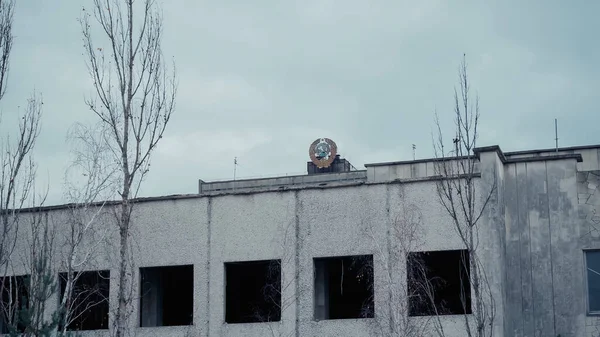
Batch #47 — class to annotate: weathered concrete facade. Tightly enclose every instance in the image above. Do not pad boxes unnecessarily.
[6,144,600,337]
[502,146,600,337]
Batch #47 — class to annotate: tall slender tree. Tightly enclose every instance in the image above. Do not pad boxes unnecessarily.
[0,1,61,334]
[433,55,496,337]
[80,0,177,335]
[57,122,116,334]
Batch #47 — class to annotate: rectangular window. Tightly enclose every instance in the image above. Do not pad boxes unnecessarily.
[407,250,471,316]
[313,255,374,320]
[0,275,29,334]
[225,260,281,323]
[59,270,110,331]
[140,265,194,327]
[586,250,600,313]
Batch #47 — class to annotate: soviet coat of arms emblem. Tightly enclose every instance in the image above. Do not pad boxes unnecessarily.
[309,138,337,168]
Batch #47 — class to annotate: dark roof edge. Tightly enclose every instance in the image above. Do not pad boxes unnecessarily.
[364,155,473,167]
[365,145,507,168]
[505,144,600,156]
[9,171,482,214]
[12,194,204,214]
[365,144,593,168]
[505,154,583,164]
[200,170,367,185]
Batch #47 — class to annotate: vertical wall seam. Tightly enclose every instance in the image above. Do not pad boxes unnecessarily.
[498,163,507,337]
[205,197,212,337]
[294,190,301,337]
[526,163,537,333]
[545,162,557,335]
[515,164,525,335]
[385,184,393,335]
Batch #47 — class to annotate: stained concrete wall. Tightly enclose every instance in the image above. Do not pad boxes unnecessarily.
[208,191,297,337]
[2,198,207,337]
[202,181,477,337]
[503,158,585,337]
[479,151,508,337]
[3,178,497,337]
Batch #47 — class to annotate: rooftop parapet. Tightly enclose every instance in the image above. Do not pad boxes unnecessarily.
[198,170,367,194]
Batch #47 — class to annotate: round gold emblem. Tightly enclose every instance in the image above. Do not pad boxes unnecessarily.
[309,138,337,168]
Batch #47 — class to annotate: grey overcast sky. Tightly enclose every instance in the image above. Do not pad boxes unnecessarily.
[2,1,599,205]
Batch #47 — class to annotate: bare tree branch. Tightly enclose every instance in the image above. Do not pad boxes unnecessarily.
[365,184,445,337]
[433,54,497,337]
[0,0,14,101]
[80,0,176,335]
[56,122,116,335]
[254,218,304,337]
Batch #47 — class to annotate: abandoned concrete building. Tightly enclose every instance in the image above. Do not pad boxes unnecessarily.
[3,139,600,337]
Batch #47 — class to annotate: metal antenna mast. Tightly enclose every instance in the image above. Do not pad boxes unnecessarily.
[555,119,558,153]
[412,144,416,160]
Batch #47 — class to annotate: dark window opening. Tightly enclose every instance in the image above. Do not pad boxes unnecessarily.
[313,255,374,320]
[407,250,471,316]
[225,260,281,323]
[59,270,110,331]
[586,250,600,313]
[0,275,29,334]
[140,265,193,327]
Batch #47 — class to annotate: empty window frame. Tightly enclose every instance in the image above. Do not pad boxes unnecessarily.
[0,275,29,334]
[225,260,281,323]
[407,249,471,316]
[59,270,110,331]
[140,265,194,327]
[314,255,374,320]
[586,250,600,313]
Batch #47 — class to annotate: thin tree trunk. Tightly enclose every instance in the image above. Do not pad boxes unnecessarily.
[116,201,130,337]
[81,0,176,333]
[433,55,496,337]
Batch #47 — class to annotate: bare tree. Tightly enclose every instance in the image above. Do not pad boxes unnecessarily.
[0,2,63,335]
[0,188,65,337]
[0,0,13,102]
[57,123,116,334]
[365,184,445,337]
[433,55,496,337]
[255,219,305,337]
[80,0,177,334]
[0,93,45,335]
[17,203,62,337]
[0,92,42,271]
[0,2,36,329]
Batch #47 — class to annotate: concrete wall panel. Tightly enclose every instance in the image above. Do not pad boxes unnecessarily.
[503,163,524,336]
[516,162,536,337]
[547,160,585,336]
[526,161,556,336]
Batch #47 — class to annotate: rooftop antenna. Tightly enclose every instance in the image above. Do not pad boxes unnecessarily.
[233,157,238,181]
[412,144,416,160]
[554,118,559,153]
[233,157,238,191]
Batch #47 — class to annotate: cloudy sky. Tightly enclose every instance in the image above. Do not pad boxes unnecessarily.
[3,1,599,205]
